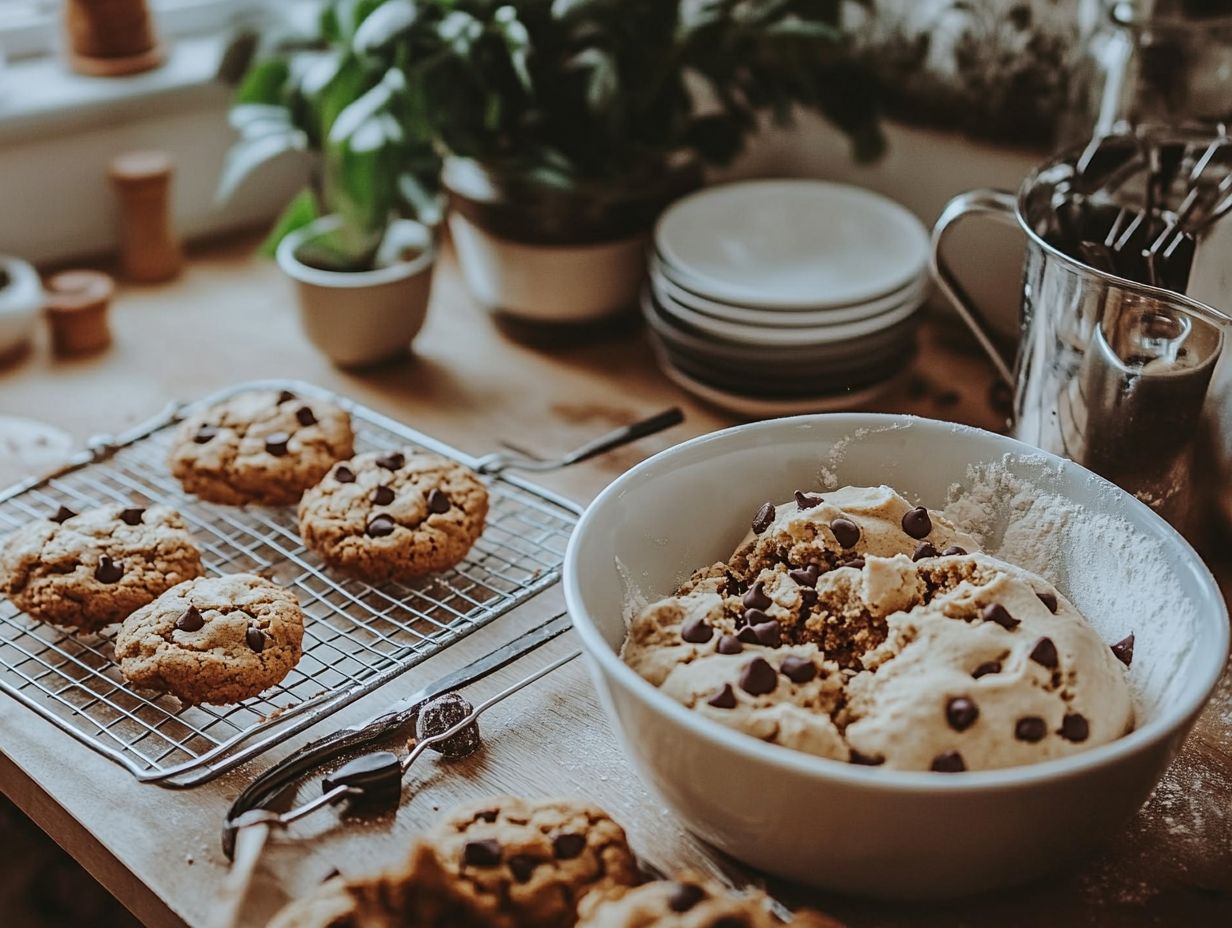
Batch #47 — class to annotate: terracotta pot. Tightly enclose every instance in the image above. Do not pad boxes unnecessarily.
[276,217,436,368]
[65,0,163,77]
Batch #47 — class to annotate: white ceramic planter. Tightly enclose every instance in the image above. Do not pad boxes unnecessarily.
[277,217,436,368]
[448,212,646,323]
[0,256,43,359]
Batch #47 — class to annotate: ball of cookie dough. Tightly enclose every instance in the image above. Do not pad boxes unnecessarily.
[168,388,354,506]
[416,796,639,928]
[114,573,304,705]
[416,693,482,758]
[297,449,488,582]
[0,503,203,631]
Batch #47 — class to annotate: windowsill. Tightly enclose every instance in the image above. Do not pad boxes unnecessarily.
[0,34,229,146]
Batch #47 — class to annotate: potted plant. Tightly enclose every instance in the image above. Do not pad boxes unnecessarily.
[225,0,881,325]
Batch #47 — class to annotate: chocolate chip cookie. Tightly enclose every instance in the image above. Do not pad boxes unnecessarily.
[414,796,639,928]
[577,877,844,928]
[297,449,488,582]
[0,504,203,631]
[114,573,304,704]
[168,388,354,506]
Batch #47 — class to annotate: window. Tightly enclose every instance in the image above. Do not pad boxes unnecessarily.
[0,0,272,62]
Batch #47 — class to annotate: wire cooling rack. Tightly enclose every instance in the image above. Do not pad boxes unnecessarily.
[0,381,580,788]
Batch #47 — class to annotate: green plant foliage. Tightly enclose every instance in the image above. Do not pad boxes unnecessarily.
[222,0,882,271]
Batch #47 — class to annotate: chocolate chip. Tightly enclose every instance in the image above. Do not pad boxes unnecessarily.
[507,855,537,883]
[912,541,939,561]
[830,517,860,549]
[276,390,296,404]
[981,603,1020,630]
[376,452,405,471]
[742,581,772,611]
[799,587,818,608]
[681,617,713,644]
[902,506,932,539]
[94,556,123,583]
[794,490,823,510]
[736,626,760,645]
[751,502,775,535]
[742,607,770,626]
[930,751,966,772]
[50,505,75,523]
[1015,716,1047,742]
[366,514,396,537]
[476,810,499,823]
[945,696,979,731]
[839,557,865,569]
[738,657,778,695]
[716,635,743,655]
[1036,590,1058,613]
[750,621,781,648]
[264,431,290,456]
[788,564,820,587]
[1111,633,1134,667]
[1029,637,1059,669]
[668,882,706,913]
[780,656,817,683]
[176,605,204,632]
[707,684,737,709]
[552,833,585,859]
[371,485,395,506]
[972,660,1002,679]
[295,406,317,427]
[1060,713,1090,742]
[463,839,502,867]
[119,508,144,526]
[334,465,356,483]
[942,545,968,556]
[246,626,266,653]
[193,425,218,444]
[849,749,885,766]
[427,488,451,514]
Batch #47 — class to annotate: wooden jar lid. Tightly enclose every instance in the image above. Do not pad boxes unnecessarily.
[44,270,115,355]
[108,151,173,186]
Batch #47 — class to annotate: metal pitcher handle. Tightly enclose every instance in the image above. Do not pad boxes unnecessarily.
[930,188,1021,386]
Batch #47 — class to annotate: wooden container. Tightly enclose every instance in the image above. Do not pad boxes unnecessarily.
[108,151,182,283]
[44,270,115,356]
[65,0,164,77]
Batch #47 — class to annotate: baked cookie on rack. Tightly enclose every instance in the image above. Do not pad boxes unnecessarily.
[414,795,640,928]
[168,388,354,506]
[0,503,203,631]
[114,573,303,704]
[577,876,845,927]
[297,448,488,582]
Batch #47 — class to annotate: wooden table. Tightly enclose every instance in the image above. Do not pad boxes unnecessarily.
[0,238,1228,928]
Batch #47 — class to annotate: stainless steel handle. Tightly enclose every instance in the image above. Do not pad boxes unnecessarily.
[930,188,1021,386]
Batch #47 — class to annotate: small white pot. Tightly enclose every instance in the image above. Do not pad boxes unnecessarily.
[277,217,436,368]
[448,212,646,323]
[0,256,43,359]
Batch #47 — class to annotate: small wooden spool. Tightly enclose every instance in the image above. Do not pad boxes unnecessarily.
[44,270,115,356]
[109,151,183,284]
[64,0,165,77]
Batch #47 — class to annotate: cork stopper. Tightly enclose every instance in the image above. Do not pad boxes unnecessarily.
[65,0,164,77]
[108,150,182,283]
[44,270,115,356]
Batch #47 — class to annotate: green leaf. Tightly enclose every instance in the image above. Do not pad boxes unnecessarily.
[353,0,419,56]
[234,57,290,105]
[493,6,533,93]
[216,130,307,203]
[397,172,443,225]
[258,189,320,257]
[551,0,618,21]
[437,10,483,56]
[229,103,294,136]
[570,47,618,115]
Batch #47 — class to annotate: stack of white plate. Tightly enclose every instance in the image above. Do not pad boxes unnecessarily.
[646,180,931,415]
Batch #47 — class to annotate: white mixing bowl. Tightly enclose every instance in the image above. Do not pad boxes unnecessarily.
[563,415,1228,900]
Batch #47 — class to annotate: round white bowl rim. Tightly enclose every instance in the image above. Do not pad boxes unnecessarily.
[563,413,1230,793]
[276,216,437,289]
[653,179,929,309]
[0,257,43,315]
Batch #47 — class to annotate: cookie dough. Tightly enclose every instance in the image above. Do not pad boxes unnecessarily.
[622,486,1134,772]
[0,503,203,631]
[417,796,640,928]
[114,573,304,705]
[297,449,488,582]
[168,388,354,506]
[577,876,843,928]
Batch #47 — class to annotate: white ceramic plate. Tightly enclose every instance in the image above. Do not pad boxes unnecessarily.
[651,261,928,328]
[654,179,929,309]
[653,280,924,348]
